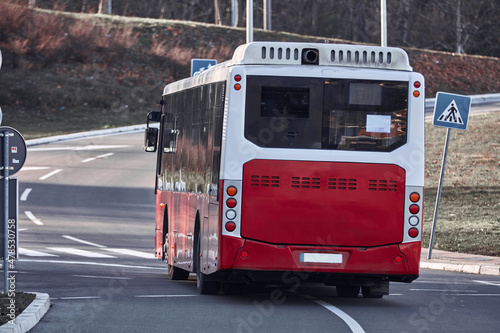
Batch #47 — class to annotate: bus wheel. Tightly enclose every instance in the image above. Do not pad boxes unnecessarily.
[196,234,220,295]
[336,285,360,298]
[361,283,388,298]
[165,233,189,280]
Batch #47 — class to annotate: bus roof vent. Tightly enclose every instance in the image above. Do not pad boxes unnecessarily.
[229,42,412,71]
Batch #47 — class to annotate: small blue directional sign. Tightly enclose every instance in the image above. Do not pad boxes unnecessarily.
[191,59,217,76]
[432,92,471,130]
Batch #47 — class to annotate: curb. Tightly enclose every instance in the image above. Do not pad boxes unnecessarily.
[0,293,50,333]
[420,261,500,276]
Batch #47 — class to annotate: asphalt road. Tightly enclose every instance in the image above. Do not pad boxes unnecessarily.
[8,131,500,333]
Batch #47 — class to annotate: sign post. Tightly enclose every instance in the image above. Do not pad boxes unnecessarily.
[0,126,27,294]
[428,92,471,259]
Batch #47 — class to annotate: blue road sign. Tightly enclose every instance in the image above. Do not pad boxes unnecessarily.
[191,59,217,76]
[432,92,471,130]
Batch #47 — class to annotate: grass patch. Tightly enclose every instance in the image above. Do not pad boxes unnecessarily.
[423,112,500,255]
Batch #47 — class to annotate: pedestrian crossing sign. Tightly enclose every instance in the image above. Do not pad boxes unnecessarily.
[432,92,471,130]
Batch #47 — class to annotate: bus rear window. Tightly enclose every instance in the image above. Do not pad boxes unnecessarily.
[323,80,408,152]
[245,76,408,152]
[261,87,310,118]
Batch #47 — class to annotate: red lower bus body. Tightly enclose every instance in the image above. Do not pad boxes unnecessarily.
[156,159,421,286]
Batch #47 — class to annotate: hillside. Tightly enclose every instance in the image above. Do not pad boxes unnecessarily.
[0,5,499,139]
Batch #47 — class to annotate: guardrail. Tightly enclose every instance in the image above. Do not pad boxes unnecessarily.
[25,93,499,147]
[425,93,500,111]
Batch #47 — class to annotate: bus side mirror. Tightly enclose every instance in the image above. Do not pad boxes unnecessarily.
[144,127,158,152]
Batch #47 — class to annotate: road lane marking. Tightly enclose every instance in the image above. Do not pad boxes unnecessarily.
[409,289,474,292]
[135,294,197,298]
[29,145,132,152]
[62,235,107,248]
[82,152,114,163]
[47,247,116,258]
[25,211,43,225]
[20,188,32,201]
[314,300,365,333]
[39,169,62,180]
[19,259,165,270]
[19,247,58,257]
[474,280,500,287]
[56,296,101,300]
[105,248,156,259]
[73,275,132,280]
[19,167,50,171]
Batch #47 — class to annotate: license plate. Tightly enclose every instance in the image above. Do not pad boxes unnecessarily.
[300,253,342,264]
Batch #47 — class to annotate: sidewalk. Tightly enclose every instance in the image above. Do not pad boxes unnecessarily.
[420,248,500,276]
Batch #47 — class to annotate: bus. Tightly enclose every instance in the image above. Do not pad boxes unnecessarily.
[144,42,424,297]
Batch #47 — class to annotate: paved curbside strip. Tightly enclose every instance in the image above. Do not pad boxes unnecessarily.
[420,261,500,276]
[0,293,50,333]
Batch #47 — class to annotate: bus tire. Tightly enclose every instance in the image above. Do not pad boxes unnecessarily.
[361,282,388,298]
[336,285,360,298]
[165,233,189,280]
[167,264,190,281]
[195,232,220,295]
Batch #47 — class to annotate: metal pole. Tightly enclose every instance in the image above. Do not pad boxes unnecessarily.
[263,0,271,30]
[246,0,253,43]
[231,0,238,27]
[380,0,387,47]
[428,128,451,259]
[3,131,9,294]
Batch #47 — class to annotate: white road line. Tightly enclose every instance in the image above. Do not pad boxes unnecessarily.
[474,280,500,287]
[56,296,101,300]
[20,188,32,201]
[19,259,165,270]
[39,169,62,180]
[135,295,198,298]
[19,248,58,257]
[453,294,500,297]
[29,145,131,152]
[73,275,132,280]
[409,289,474,292]
[25,211,43,225]
[47,247,116,258]
[314,300,365,333]
[82,152,114,163]
[19,167,50,171]
[105,248,156,259]
[62,235,106,248]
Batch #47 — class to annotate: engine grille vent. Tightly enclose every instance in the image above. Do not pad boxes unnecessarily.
[291,177,321,189]
[368,180,398,192]
[250,175,280,187]
[328,178,357,190]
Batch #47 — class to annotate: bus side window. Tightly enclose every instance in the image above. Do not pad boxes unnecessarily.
[163,113,178,154]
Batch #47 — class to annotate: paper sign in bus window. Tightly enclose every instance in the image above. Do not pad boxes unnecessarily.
[366,115,391,133]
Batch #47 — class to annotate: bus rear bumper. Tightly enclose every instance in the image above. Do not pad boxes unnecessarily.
[224,238,421,281]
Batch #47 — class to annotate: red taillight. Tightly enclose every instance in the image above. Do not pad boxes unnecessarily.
[408,228,419,238]
[409,204,420,214]
[226,198,237,208]
[414,81,421,88]
[225,221,236,232]
[241,251,249,258]
[394,256,402,263]
[227,186,237,196]
[234,74,242,82]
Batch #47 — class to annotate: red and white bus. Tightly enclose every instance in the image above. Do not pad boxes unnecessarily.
[144,42,425,297]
